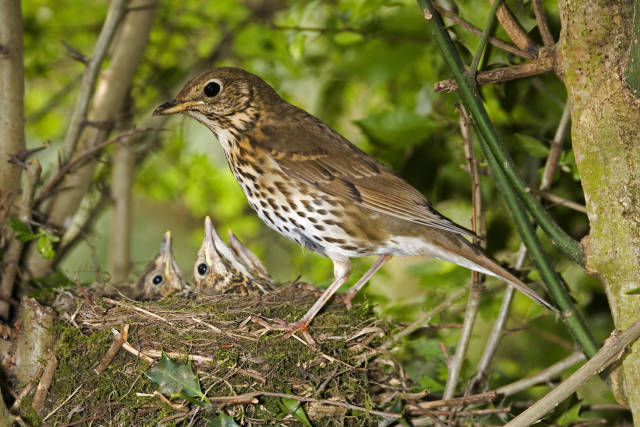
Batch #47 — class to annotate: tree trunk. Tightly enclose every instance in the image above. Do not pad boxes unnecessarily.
[26,0,158,278]
[0,0,25,231]
[556,0,640,420]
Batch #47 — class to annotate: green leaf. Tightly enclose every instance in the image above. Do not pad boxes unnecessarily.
[207,414,241,427]
[418,376,443,392]
[355,109,437,147]
[144,351,207,402]
[513,133,549,158]
[554,402,585,425]
[9,218,38,242]
[280,397,312,427]
[626,287,640,295]
[333,31,364,45]
[37,234,56,259]
[288,32,307,59]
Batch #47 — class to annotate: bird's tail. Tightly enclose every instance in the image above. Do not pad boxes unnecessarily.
[419,230,556,311]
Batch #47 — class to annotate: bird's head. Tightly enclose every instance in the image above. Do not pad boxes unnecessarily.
[193,216,255,295]
[136,231,188,300]
[153,67,279,135]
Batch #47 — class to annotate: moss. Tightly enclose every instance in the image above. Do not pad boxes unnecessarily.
[30,284,400,424]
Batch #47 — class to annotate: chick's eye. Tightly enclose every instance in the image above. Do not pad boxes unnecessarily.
[197,263,208,275]
[152,275,163,285]
[204,81,221,97]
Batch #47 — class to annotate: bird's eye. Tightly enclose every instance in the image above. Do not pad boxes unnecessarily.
[197,263,208,275]
[152,275,163,285]
[204,81,221,97]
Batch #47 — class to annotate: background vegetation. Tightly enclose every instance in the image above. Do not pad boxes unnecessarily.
[1,0,638,424]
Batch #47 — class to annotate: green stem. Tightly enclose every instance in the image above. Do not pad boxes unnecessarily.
[417,0,598,358]
[469,0,502,74]
[625,0,640,97]
[418,0,584,266]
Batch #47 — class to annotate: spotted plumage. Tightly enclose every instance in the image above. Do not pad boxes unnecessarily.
[136,231,190,300]
[193,216,273,296]
[155,67,554,344]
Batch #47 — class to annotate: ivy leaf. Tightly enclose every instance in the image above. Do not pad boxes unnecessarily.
[207,414,241,427]
[355,109,437,147]
[37,234,56,259]
[9,218,38,242]
[554,402,585,425]
[279,397,312,427]
[145,351,208,403]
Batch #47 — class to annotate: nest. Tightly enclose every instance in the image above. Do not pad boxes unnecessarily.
[19,283,415,425]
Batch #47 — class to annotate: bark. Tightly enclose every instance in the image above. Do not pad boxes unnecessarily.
[26,0,158,277]
[556,0,640,420]
[0,0,25,231]
[15,298,55,386]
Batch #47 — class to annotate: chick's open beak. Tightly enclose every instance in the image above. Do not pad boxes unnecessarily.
[153,99,202,116]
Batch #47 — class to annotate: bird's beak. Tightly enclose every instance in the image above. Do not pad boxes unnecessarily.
[160,230,174,282]
[153,99,202,116]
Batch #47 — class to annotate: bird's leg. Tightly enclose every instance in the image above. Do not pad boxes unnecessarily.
[256,259,351,346]
[341,254,392,309]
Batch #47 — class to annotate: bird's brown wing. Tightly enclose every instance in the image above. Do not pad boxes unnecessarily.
[252,107,476,238]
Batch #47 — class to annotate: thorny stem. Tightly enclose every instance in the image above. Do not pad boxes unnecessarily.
[469,0,502,74]
[419,0,583,266]
[417,0,598,359]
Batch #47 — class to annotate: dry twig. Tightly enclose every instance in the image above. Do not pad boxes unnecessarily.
[95,325,129,374]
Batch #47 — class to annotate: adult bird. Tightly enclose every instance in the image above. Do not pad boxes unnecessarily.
[154,67,554,344]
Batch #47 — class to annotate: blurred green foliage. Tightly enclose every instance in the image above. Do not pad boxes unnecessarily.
[21,0,624,422]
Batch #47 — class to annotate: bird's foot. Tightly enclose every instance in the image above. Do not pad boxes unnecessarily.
[339,289,358,310]
[252,317,317,346]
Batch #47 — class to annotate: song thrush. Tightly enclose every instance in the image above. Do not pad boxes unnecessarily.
[155,67,554,344]
[193,216,273,295]
[136,231,189,300]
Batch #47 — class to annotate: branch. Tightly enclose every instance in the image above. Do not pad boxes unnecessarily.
[469,0,502,74]
[505,317,640,426]
[492,0,539,55]
[434,49,554,92]
[434,5,534,59]
[540,102,571,191]
[495,351,585,397]
[418,0,598,358]
[35,127,155,206]
[60,0,128,164]
[532,0,555,47]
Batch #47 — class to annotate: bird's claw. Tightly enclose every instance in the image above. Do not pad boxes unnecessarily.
[252,317,317,346]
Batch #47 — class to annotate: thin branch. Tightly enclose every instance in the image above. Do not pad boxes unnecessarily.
[492,0,539,55]
[541,102,571,190]
[469,0,502,73]
[42,385,82,423]
[434,5,534,59]
[532,190,587,214]
[380,288,467,350]
[32,352,58,414]
[36,127,155,206]
[434,50,554,92]
[95,325,129,375]
[505,317,640,426]
[495,351,585,397]
[406,391,497,413]
[532,0,555,47]
[442,106,486,400]
[60,0,128,164]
